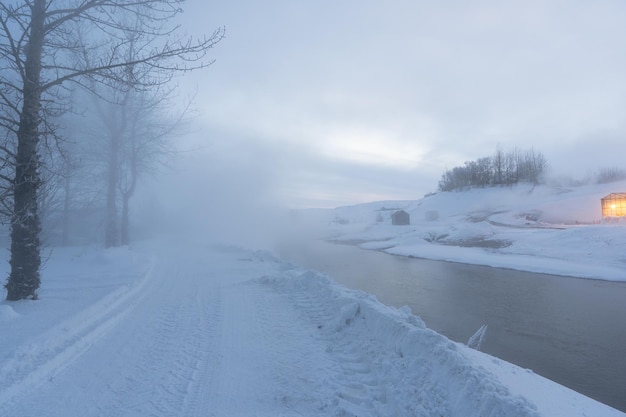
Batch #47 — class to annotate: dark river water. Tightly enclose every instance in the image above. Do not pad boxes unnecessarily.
[278,239,626,413]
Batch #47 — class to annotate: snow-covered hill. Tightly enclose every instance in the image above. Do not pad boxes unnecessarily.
[296,180,626,281]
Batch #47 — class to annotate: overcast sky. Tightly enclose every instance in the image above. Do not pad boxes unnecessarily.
[172,0,626,208]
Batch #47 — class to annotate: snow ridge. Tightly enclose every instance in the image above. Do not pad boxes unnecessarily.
[261,269,541,417]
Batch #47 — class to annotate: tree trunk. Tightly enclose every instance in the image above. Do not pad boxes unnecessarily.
[62,172,71,246]
[120,160,137,246]
[121,193,130,246]
[120,126,138,247]
[5,0,45,300]
[104,137,119,248]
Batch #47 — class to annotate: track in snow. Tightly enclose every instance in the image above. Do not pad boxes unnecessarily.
[0,246,225,417]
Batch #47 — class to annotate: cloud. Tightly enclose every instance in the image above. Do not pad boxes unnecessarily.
[175,0,626,207]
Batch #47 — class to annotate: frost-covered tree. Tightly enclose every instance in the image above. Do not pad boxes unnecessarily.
[87,63,190,248]
[0,0,223,300]
[438,146,549,191]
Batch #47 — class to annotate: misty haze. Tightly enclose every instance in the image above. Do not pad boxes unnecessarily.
[1,1,625,417]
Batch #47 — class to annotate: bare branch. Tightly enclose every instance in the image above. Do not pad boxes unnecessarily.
[41,27,224,91]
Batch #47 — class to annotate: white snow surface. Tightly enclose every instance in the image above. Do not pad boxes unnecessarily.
[1,236,623,416]
[312,181,626,281]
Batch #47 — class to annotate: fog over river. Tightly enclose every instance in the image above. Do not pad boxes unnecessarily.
[278,239,626,413]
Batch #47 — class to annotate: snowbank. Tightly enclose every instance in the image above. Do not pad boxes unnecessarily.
[263,267,622,417]
[0,305,19,322]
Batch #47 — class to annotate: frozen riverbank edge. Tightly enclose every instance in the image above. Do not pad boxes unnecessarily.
[1,241,623,416]
[303,181,626,282]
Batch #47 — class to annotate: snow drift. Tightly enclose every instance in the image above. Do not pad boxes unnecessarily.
[262,269,542,416]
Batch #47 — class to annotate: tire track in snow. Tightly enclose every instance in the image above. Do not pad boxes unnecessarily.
[1,249,224,417]
[206,281,274,415]
[1,245,288,417]
[0,255,156,411]
[179,284,223,416]
[255,282,333,414]
[85,268,222,417]
[202,277,340,416]
[145,277,222,417]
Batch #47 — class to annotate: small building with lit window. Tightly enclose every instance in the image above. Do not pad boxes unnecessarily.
[601,193,626,218]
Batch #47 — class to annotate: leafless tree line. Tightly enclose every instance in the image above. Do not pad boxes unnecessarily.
[595,167,626,184]
[1,0,223,300]
[438,146,549,192]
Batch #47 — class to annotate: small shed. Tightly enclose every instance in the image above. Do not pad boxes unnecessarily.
[601,193,626,218]
[391,210,410,225]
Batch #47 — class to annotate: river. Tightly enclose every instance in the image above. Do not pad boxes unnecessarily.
[278,239,626,412]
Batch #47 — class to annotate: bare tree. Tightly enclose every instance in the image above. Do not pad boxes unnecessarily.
[438,146,549,191]
[85,72,188,247]
[83,30,194,248]
[42,115,106,246]
[596,167,626,184]
[1,0,223,300]
[492,144,505,185]
[118,82,191,246]
[92,89,129,248]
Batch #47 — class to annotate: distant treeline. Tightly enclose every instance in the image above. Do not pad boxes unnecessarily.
[438,146,549,191]
[595,167,626,184]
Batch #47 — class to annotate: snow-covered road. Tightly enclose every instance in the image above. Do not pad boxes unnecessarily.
[1,241,623,416]
[2,244,222,416]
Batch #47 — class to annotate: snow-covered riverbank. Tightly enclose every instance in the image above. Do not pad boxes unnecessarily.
[298,180,626,281]
[1,239,623,416]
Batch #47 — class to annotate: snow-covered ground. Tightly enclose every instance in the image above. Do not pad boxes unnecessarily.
[1,180,625,416]
[305,180,626,281]
[1,235,624,416]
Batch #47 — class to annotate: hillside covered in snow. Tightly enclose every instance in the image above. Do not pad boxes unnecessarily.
[301,180,626,281]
